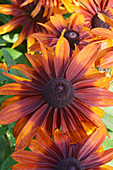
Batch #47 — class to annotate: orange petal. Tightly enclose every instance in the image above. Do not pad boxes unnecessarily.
[66,43,100,82]
[61,0,78,13]
[12,20,33,49]
[54,36,70,77]
[50,14,65,32]
[0,4,24,15]
[77,126,107,160]
[98,13,113,27]
[38,39,55,79]
[0,15,28,35]
[91,28,113,39]
[31,0,42,18]
[0,96,42,125]
[15,104,48,150]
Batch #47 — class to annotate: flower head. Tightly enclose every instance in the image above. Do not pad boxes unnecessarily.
[0,37,112,150]
[30,12,92,52]
[11,126,113,170]
[0,0,64,51]
[72,0,113,29]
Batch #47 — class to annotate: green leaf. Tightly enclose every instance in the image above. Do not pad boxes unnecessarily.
[102,112,113,131]
[1,155,17,170]
[0,14,11,24]
[2,33,19,44]
[0,127,7,136]
[2,48,16,69]
[102,136,113,166]
[0,136,8,168]
[0,36,7,46]
[6,130,16,147]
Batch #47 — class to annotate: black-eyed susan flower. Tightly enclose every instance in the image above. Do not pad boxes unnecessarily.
[0,0,64,51]
[0,37,112,150]
[70,0,113,29]
[30,12,92,52]
[11,126,113,170]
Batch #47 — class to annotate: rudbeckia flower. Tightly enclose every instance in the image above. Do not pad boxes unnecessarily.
[72,0,113,29]
[30,12,92,52]
[11,126,113,170]
[0,37,113,150]
[0,0,64,51]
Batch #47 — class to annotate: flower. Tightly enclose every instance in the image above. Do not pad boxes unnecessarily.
[30,12,92,52]
[0,0,64,51]
[72,0,113,29]
[0,37,112,150]
[11,126,113,170]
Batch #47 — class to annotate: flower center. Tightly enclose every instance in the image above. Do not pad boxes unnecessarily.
[57,158,84,170]
[91,12,110,29]
[64,30,80,49]
[43,78,74,108]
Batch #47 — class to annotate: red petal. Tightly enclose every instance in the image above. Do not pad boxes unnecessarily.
[77,126,107,160]
[74,87,113,107]
[0,96,42,125]
[15,104,48,150]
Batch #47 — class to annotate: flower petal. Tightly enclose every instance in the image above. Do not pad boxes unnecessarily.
[38,39,55,79]
[13,113,32,138]
[72,98,105,128]
[12,20,34,49]
[0,96,42,125]
[54,36,70,77]
[83,149,113,168]
[0,4,25,16]
[15,104,49,150]
[77,126,107,160]
[66,43,100,82]
[91,28,113,39]
[98,13,113,27]
[53,129,70,158]
[0,15,28,35]
[0,83,39,95]
[30,126,64,159]
[74,87,113,107]
[50,14,66,32]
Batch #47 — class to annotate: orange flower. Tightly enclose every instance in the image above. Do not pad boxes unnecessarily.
[0,0,63,51]
[11,126,113,170]
[30,12,92,52]
[72,0,113,29]
[0,37,112,150]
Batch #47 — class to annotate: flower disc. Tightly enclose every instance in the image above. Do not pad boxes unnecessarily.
[57,158,84,170]
[44,78,74,108]
[64,30,80,49]
[92,12,110,29]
